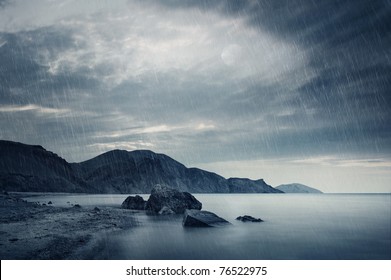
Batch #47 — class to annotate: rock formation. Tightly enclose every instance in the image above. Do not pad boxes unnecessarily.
[182,209,230,227]
[145,185,202,214]
[236,215,264,222]
[121,195,147,210]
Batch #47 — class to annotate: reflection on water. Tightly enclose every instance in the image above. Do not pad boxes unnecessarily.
[25,194,391,259]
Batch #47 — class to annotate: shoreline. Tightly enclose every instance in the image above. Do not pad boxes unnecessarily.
[0,193,137,259]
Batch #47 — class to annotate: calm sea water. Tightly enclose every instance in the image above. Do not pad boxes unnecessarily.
[25,193,391,260]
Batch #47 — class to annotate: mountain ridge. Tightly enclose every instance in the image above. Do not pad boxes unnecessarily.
[276,183,323,193]
[0,140,282,194]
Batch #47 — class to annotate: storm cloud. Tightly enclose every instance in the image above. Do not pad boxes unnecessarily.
[0,0,390,192]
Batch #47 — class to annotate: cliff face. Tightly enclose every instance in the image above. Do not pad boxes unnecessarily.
[0,140,282,194]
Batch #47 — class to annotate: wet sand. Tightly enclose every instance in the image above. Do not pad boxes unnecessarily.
[0,193,136,259]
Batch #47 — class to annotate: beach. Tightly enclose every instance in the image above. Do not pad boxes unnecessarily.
[1,192,390,260]
[0,193,136,259]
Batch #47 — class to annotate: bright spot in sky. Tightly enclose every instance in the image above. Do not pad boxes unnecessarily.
[221,44,242,66]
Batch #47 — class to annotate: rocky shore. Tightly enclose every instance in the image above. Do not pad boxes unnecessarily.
[0,186,265,259]
[0,193,136,259]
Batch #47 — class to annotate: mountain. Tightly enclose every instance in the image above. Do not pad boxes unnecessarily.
[73,149,232,193]
[228,178,282,193]
[0,140,93,193]
[0,140,282,194]
[276,183,323,193]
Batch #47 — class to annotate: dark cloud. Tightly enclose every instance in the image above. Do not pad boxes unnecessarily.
[157,0,390,45]
[0,33,48,91]
[0,0,9,8]
[0,0,390,191]
[0,28,101,105]
[0,27,105,159]
[215,0,391,157]
[148,3,390,114]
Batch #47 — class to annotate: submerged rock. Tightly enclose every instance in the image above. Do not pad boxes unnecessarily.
[182,209,230,227]
[146,185,202,214]
[236,215,264,222]
[121,195,146,210]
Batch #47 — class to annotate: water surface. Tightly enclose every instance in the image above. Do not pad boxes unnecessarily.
[25,194,391,259]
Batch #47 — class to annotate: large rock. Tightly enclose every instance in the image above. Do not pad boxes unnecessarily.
[121,195,146,210]
[236,215,264,222]
[145,185,202,214]
[182,209,230,227]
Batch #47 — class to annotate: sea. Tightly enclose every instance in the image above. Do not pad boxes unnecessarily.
[24,193,391,260]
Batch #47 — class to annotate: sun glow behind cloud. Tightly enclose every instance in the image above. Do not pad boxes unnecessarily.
[19,1,311,90]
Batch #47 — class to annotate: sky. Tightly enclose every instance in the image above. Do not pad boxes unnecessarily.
[0,0,390,192]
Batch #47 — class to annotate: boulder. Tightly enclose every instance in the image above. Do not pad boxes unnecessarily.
[182,209,230,227]
[121,195,146,210]
[145,185,202,214]
[236,215,263,222]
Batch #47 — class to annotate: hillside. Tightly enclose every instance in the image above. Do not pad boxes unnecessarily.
[0,140,93,193]
[0,140,282,194]
[276,183,323,193]
[73,149,232,193]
